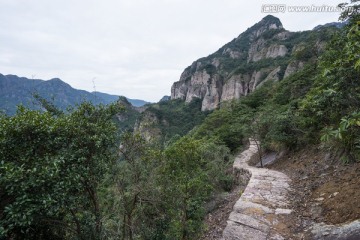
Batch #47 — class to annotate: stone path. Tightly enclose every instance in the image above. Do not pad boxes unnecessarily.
[222,140,293,240]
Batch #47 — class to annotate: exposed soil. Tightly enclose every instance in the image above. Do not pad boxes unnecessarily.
[200,185,244,240]
[269,145,360,235]
[200,145,360,239]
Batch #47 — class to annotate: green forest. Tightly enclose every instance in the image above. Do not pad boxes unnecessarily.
[1,2,360,240]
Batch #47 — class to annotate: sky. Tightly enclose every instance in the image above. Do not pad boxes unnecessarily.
[0,0,348,102]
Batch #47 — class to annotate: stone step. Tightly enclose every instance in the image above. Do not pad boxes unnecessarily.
[222,140,293,240]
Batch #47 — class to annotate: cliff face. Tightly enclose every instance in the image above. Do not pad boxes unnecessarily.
[171,15,326,111]
[134,110,162,142]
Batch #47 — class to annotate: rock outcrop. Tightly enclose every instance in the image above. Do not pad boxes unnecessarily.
[284,60,305,78]
[171,15,330,111]
[133,111,162,142]
[307,220,360,240]
[248,43,288,63]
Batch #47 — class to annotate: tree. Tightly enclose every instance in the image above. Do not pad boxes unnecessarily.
[159,136,230,240]
[339,0,360,22]
[0,102,121,239]
[249,117,264,168]
[302,3,360,160]
[101,132,162,240]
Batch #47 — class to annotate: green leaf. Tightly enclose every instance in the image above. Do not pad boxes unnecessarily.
[355,59,360,70]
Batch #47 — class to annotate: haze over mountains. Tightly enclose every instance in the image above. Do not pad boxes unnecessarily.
[0,74,150,115]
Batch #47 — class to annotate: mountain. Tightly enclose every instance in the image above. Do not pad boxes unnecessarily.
[170,15,339,111]
[92,92,150,107]
[126,98,151,107]
[159,95,171,102]
[0,74,149,115]
[313,21,348,30]
[135,15,341,142]
[2,11,359,240]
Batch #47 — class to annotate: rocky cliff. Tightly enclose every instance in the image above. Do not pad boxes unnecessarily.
[171,15,332,111]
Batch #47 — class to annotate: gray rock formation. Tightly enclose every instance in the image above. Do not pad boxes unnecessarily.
[248,43,288,62]
[159,95,171,102]
[260,66,281,85]
[201,74,223,111]
[170,15,330,111]
[284,60,305,78]
[307,220,360,240]
[133,111,161,142]
[221,74,252,102]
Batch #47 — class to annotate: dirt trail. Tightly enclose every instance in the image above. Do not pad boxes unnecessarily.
[270,147,360,239]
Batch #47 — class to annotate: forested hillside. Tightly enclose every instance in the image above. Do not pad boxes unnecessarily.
[134,15,341,144]
[0,74,149,115]
[189,9,360,160]
[1,3,360,239]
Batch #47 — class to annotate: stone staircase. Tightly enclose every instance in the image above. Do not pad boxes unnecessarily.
[222,140,293,240]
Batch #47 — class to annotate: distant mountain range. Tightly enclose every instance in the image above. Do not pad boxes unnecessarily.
[313,21,348,31]
[0,74,150,115]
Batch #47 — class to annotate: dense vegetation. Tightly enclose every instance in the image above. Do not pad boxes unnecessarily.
[303,5,360,161]
[114,96,142,132]
[192,64,318,153]
[191,4,360,162]
[0,102,122,239]
[135,98,210,143]
[1,3,359,239]
[0,101,231,239]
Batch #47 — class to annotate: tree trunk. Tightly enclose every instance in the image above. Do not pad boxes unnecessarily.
[254,139,263,168]
[121,214,126,240]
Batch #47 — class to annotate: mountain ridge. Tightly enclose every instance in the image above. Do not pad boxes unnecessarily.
[0,74,150,115]
[170,15,340,111]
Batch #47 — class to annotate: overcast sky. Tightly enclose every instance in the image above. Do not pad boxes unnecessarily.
[0,0,347,102]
